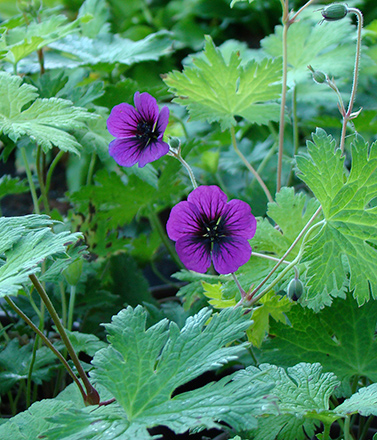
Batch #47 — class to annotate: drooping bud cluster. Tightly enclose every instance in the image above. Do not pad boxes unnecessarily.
[17,0,42,15]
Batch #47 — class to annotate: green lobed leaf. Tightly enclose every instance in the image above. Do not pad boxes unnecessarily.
[32,307,275,439]
[297,129,377,308]
[0,399,76,440]
[239,362,340,440]
[0,174,28,200]
[1,13,92,65]
[0,72,96,154]
[0,214,82,297]
[47,30,172,68]
[163,35,281,130]
[336,383,377,416]
[260,295,377,386]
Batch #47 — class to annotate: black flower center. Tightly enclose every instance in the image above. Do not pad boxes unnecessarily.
[136,120,157,144]
[200,216,227,249]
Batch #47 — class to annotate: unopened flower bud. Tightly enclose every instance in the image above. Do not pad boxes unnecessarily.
[168,137,181,150]
[321,3,348,22]
[308,65,327,85]
[287,277,304,301]
[63,259,83,286]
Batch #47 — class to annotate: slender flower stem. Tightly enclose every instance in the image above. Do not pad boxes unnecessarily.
[67,284,77,332]
[339,7,363,153]
[244,205,323,304]
[59,281,68,328]
[36,144,50,214]
[252,252,291,265]
[322,422,331,440]
[21,146,40,214]
[344,415,351,440]
[29,274,99,405]
[149,210,185,270]
[230,127,273,202]
[45,150,65,195]
[86,152,97,186]
[277,18,289,194]
[289,0,317,23]
[4,295,87,402]
[168,149,198,189]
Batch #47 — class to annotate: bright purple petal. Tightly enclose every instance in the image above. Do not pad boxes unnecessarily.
[134,92,159,125]
[155,106,170,137]
[175,236,211,273]
[137,139,170,167]
[167,201,202,241]
[109,138,143,167]
[107,103,139,138]
[187,186,227,220]
[212,237,252,274]
[222,199,257,239]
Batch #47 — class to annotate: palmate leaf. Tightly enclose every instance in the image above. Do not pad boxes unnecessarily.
[296,129,377,309]
[238,363,340,440]
[0,215,82,297]
[336,383,377,416]
[163,35,281,130]
[7,306,275,440]
[0,72,96,154]
[260,295,377,386]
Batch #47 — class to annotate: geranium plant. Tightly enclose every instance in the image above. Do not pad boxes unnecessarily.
[1,0,377,439]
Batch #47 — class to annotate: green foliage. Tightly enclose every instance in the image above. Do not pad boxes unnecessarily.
[0,72,95,154]
[47,30,172,69]
[0,214,81,297]
[336,383,377,416]
[261,9,357,85]
[240,363,340,440]
[297,129,377,308]
[0,340,56,393]
[164,35,281,130]
[260,295,377,386]
[0,13,91,65]
[0,174,28,200]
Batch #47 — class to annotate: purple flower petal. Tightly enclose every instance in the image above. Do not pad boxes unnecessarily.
[134,92,159,125]
[187,186,227,220]
[166,201,202,241]
[212,237,252,274]
[107,103,139,138]
[155,106,170,137]
[137,139,170,168]
[175,236,211,273]
[109,138,143,167]
[222,199,257,239]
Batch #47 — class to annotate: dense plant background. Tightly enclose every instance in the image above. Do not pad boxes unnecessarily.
[1,0,377,439]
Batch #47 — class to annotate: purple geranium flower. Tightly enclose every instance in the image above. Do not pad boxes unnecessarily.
[107,92,170,168]
[166,185,257,274]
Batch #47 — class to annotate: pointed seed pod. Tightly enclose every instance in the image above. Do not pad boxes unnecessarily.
[287,277,304,301]
[321,3,349,22]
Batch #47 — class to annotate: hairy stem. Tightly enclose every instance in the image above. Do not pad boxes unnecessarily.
[340,7,363,153]
[29,274,99,405]
[4,295,86,402]
[45,150,65,195]
[36,145,50,214]
[21,146,40,214]
[244,205,323,304]
[230,127,273,202]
